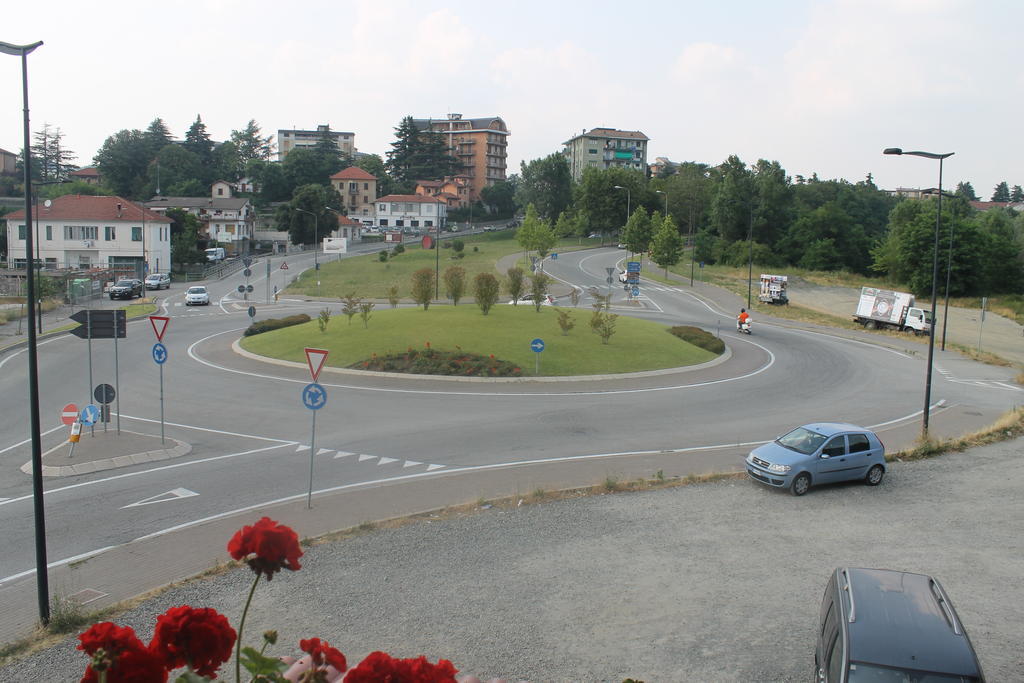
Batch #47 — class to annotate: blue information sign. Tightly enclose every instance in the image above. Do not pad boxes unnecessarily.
[152,342,168,365]
[531,338,545,353]
[302,383,327,410]
[80,404,100,426]
[627,261,641,272]
[551,253,558,260]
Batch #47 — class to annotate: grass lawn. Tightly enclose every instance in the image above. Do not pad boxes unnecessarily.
[240,304,717,376]
[285,232,601,300]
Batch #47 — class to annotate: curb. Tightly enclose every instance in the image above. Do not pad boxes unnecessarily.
[20,432,192,478]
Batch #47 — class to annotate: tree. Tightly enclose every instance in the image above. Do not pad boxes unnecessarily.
[312,125,349,178]
[183,115,214,169]
[246,159,293,204]
[144,118,174,159]
[231,120,274,163]
[386,116,421,184]
[149,145,203,195]
[94,129,150,198]
[443,266,467,305]
[660,162,714,241]
[709,155,755,242]
[621,207,654,254]
[473,272,500,315]
[516,154,572,220]
[589,309,618,344]
[283,148,332,189]
[649,214,683,277]
[480,180,516,218]
[211,141,241,181]
[991,181,1011,202]
[355,154,392,196]
[777,201,870,272]
[574,167,644,236]
[410,129,458,181]
[506,267,526,303]
[167,208,205,265]
[553,211,583,238]
[751,159,793,246]
[282,184,332,245]
[1011,185,1024,203]
[410,268,436,310]
[31,124,77,182]
[955,181,979,202]
[528,273,550,312]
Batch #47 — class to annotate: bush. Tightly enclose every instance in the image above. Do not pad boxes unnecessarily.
[352,346,523,377]
[393,243,405,255]
[668,326,725,354]
[243,314,311,336]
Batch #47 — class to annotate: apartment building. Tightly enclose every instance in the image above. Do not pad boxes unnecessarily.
[146,183,254,254]
[415,176,470,208]
[329,167,378,221]
[562,127,650,181]
[412,114,509,202]
[373,195,447,230]
[6,194,172,275]
[277,124,355,161]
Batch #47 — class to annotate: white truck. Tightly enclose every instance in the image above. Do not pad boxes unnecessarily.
[853,287,932,334]
[205,247,226,262]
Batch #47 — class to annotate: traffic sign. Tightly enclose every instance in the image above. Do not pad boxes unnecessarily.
[281,261,289,270]
[304,347,329,382]
[247,306,256,318]
[246,284,254,293]
[242,256,253,267]
[61,403,78,426]
[152,342,168,365]
[551,253,558,260]
[631,286,640,297]
[627,261,641,272]
[94,383,115,404]
[149,315,169,341]
[606,276,614,284]
[70,309,126,339]
[243,268,252,277]
[302,383,327,411]
[531,338,545,353]
[606,267,616,276]
[237,285,245,293]
[80,404,99,426]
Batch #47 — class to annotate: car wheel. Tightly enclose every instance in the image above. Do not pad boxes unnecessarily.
[865,320,877,330]
[791,473,811,496]
[865,465,884,486]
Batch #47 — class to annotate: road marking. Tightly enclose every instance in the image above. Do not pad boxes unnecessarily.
[0,546,116,587]
[426,464,446,471]
[403,460,422,468]
[317,448,333,455]
[333,451,355,459]
[377,457,398,465]
[358,454,377,462]
[121,488,199,509]
[296,445,310,452]
[0,424,67,456]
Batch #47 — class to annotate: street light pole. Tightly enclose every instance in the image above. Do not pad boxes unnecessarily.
[613,185,630,245]
[884,147,954,438]
[655,189,668,217]
[2,37,49,626]
[295,207,319,296]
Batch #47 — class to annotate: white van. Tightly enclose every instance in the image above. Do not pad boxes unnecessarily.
[205,247,226,262]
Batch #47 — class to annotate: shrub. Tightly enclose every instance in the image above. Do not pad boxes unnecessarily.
[668,325,725,354]
[393,243,405,255]
[378,250,388,262]
[352,347,523,377]
[317,308,331,333]
[385,285,400,308]
[243,314,311,336]
[473,272,500,315]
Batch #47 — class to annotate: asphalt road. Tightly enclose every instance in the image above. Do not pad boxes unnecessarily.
[0,246,1020,644]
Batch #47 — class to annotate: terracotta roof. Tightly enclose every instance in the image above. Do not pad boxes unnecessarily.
[377,194,445,204]
[146,196,250,211]
[334,215,360,226]
[330,167,377,180]
[416,180,445,188]
[69,167,100,177]
[6,195,169,223]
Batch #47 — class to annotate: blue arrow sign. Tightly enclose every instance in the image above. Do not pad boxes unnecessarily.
[152,342,168,365]
[80,404,100,426]
[302,383,327,411]
[531,338,545,353]
[632,286,640,297]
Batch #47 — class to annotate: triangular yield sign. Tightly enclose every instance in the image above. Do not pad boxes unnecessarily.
[304,347,329,382]
[149,316,170,341]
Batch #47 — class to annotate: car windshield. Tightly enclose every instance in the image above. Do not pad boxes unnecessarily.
[114,280,133,287]
[188,287,206,294]
[848,661,979,682]
[776,427,828,455]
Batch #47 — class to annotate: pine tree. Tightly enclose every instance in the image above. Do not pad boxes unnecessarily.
[230,120,274,162]
[184,115,214,167]
[145,118,174,155]
[386,116,421,184]
[991,181,1011,202]
[955,181,978,202]
[1010,185,1024,202]
[30,124,77,182]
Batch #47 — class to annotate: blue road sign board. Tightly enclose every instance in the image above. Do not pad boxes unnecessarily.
[627,261,641,272]
[632,286,640,297]
[302,383,327,411]
[152,342,168,365]
[80,404,100,426]
[551,253,558,260]
[531,338,545,353]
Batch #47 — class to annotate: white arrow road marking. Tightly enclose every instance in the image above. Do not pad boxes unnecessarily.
[296,445,310,452]
[377,457,398,465]
[317,448,333,455]
[426,464,445,471]
[121,488,199,509]
[358,454,377,462]
[403,461,422,468]
[333,451,355,459]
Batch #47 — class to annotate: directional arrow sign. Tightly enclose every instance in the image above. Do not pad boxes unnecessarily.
[304,347,329,382]
[70,309,126,339]
[302,383,327,410]
[152,342,168,365]
[80,404,99,426]
[149,316,169,341]
[121,488,199,509]
[531,338,545,353]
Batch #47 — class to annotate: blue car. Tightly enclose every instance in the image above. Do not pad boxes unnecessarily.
[746,423,886,496]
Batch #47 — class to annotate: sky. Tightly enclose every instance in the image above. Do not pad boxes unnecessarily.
[2,0,1021,197]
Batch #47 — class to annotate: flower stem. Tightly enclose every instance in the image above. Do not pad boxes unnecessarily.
[236,573,261,683]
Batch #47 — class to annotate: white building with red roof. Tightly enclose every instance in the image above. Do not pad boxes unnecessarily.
[374,195,447,231]
[6,194,172,275]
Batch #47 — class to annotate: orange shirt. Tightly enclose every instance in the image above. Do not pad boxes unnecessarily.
[738,312,750,323]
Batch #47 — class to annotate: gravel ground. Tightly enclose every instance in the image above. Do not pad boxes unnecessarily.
[5,437,1022,682]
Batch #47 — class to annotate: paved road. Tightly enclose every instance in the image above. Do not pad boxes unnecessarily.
[4,434,1020,682]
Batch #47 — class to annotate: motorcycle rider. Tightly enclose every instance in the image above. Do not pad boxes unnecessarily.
[737,308,750,331]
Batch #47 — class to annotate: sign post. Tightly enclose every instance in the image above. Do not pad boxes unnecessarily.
[531,337,545,376]
[150,316,169,443]
[303,348,329,509]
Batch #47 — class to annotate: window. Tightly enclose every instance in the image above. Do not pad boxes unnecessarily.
[63,225,98,240]
[217,187,224,196]
[18,225,26,240]
[589,148,598,154]
[363,196,368,204]
[848,433,871,453]
[132,227,142,241]
[378,219,388,227]
[105,226,116,241]
[395,220,404,227]
[363,183,368,190]
[379,204,388,213]
[425,220,433,227]
[822,437,846,458]
[45,225,52,240]
[411,220,419,227]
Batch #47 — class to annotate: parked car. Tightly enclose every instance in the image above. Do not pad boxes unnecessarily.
[745,422,886,496]
[144,273,171,290]
[618,269,628,283]
[108,279,144,300]
[507,294,555,306]
[185,285,210,306]
[816,567,985,682]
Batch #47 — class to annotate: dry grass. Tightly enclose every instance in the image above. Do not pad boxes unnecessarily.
[890,407,1024,462]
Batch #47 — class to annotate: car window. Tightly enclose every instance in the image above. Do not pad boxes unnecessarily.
[848,433,871,453]
[777,427,828,455]
[822,436,846,457]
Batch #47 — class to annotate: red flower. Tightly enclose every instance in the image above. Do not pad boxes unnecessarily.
[343,651,457,683]
[78,622,168,683]
[150,605,236,677]
[227,517,303,580]
[300,637,347,672]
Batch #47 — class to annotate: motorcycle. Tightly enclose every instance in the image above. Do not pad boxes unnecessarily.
[737,318,752,334]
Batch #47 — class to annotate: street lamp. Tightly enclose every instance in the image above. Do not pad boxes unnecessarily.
[323,206,346,261]
[294,207,319,295]
[1,37,49,626]
[654,189,668,217]
[883,147,954,438]
[613,185,630,243]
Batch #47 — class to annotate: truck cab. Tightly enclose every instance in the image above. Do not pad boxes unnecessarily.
[903,307,933,335]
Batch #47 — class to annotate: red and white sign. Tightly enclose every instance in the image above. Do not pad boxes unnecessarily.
[149,316,170,342]
[280,261,289,270]
[61,403,78,426]
[304,347,329,382]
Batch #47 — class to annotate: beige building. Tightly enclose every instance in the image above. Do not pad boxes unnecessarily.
[329,167,378,221]
[562,127,649,181]
[412,114,509,202]
[415,176,470,208]
[277,125,355,161]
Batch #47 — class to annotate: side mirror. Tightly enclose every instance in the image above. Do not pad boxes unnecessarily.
[820,453,830,459]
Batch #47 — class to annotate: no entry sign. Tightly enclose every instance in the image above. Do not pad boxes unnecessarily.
[61,403,78,426]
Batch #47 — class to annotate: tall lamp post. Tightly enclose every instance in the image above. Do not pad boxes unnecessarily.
[613,185,630,244]
[654,189,668,217]
[294,207,319,296]
[883,147,954,438]
[2,38,49,626]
